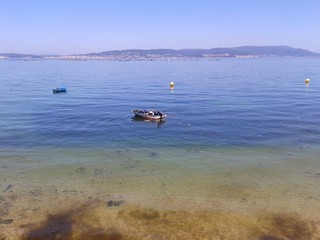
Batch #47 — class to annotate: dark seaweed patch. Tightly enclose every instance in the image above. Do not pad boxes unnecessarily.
[3,184,13,192]
[20,206,123,240]
[0,219,13,225]
[257,213,315,240]
[78,228,122,240]
[107,200,124,208]
[259,235,282,240]
[128,208,160,220]
[21,211,74,239]
[148,152,159,158]
[0,197,10,217]
[17,204,319,240]
[75,167,85,174]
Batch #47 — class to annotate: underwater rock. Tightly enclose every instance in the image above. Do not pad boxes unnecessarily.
[75,167,85,174]
[3,184,13,192]
[107,200,124,208]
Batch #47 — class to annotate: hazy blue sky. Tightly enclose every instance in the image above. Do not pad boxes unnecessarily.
[1,0,319,54]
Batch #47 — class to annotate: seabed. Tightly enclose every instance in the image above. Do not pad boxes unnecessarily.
[1,147,320,239]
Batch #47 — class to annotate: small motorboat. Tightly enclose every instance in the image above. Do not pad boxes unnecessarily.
[52,87,67,93]
[132,109,166,120]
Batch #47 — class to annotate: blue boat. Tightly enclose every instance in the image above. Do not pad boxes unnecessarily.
[52,87,67,93]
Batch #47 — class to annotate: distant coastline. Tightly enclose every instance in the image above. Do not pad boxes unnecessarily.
[1,46,319,61]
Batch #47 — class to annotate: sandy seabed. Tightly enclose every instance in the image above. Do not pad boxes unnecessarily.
[2,147,320,239]
[1,185,320,240]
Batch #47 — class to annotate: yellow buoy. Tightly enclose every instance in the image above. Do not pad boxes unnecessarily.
[170,81,174,89]
[305,78,310,87]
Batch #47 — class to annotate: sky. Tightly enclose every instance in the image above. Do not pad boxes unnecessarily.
[0,0,319,55]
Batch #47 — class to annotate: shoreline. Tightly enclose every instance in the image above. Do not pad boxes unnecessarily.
[1,147,320,239]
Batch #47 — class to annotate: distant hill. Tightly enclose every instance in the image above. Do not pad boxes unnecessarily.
[1,46,319,59]
[86,46,320,58]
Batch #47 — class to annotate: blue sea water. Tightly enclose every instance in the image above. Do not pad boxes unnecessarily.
[1,58,320,150]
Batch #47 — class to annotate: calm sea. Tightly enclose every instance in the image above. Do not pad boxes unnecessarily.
[1,58,320,239]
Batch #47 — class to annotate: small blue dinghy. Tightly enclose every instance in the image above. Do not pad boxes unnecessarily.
[52,87,67,93]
